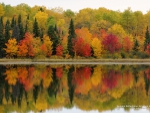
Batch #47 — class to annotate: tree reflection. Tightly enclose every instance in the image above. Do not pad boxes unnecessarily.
[1,64,150,112]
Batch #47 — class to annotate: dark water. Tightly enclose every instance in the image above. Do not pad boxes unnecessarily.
[1,64,150,113]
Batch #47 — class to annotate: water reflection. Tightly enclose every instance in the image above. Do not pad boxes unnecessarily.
[0,64,150,112]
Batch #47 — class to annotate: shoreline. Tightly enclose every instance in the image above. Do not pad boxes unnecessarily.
[0,59,150,65]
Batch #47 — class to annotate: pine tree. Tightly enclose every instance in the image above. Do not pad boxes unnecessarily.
[17,14,24,40]
[133,39,139,52]
[25,14,29,32]
[33,18,40,38]
[5,20,11,42]
[19,23,24,40]
[11,16,15,29]
[144,26,150,50]
[12,25,20,42]
[67,19,76,57]
[40,28,44,40]
[18,14,21,25]
[47,25,59,55]
[0,17,3,28]
[0,18,5,57]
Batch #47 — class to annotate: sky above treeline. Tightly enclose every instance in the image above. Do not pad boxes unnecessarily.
[1,0,150,14]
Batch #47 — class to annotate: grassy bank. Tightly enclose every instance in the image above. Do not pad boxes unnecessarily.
[0,58,150,62]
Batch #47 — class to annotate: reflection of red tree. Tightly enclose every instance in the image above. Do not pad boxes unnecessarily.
[123,71,133,86]
[146,68,150,80]
[73,67,91,85]
[73,67,92,94]
[56,67,63,79]
[24,67,35,91]
[18,67,28,85]
[101,70,121,93]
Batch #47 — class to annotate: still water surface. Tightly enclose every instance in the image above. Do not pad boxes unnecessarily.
[1,64,150,113]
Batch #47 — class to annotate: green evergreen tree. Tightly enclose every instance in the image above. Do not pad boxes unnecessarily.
[5,20,11,42]
[19,23,24,40]
[0,17,5,57]
[18,14,21,25]
[33,18,40,38]
[17,14,24,40]
[133,39,139,52]
[12,25,20,42]
[0,17,3,28]
[144,26,150,50]
[47,25,59,55]
[11,16,15,29]
[40,28,44,40]
[25,14,29,32]
[67,19,76,57]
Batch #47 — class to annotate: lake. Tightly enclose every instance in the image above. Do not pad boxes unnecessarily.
[0,64,150,113]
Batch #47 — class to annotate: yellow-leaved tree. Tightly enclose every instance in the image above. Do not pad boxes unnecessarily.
[0,4,4,16]
[41,35,53,57]
[4,38,18,58]
[91,37,102,58]
[35,11,48,31]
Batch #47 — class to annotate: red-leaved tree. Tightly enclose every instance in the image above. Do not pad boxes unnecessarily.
[146,44,150,56]
[73,37,91,57]
[102,34,122,53]
[56,45,63,56]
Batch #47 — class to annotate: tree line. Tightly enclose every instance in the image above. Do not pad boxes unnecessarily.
[1,3,150,58]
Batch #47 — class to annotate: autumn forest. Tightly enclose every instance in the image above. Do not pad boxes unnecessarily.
[1,3,150,58]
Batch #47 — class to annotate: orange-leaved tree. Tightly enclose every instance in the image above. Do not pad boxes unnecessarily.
[123,36,134,52]
[18,40,28,57]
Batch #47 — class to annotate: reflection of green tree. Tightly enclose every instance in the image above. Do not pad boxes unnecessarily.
[33,85,39,104]
[0,66,5,104]
[18,84,24,107]
[47,68,59,98]
[2,64,150,112]
[144,72,150,96]
[67,66,75,104]
[5,82,10,103]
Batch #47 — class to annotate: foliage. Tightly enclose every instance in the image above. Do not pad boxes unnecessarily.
[0,4,4,16]
[91,37,102,58]
[56,45,63,56]
[35,11,48,30]
[41,35,53,57]
[17,40,28,57]
[4,38,18,58]
[0,4,150,58]
[73,37,91,57]
[47,25,59,55]
[144,26,150,50]
[33,18,40,37]
[102,34,122,54]
[67,19,76,57]
[123,36,133,52]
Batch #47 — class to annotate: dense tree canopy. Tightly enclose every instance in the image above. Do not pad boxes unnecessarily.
[0,3,150,58]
